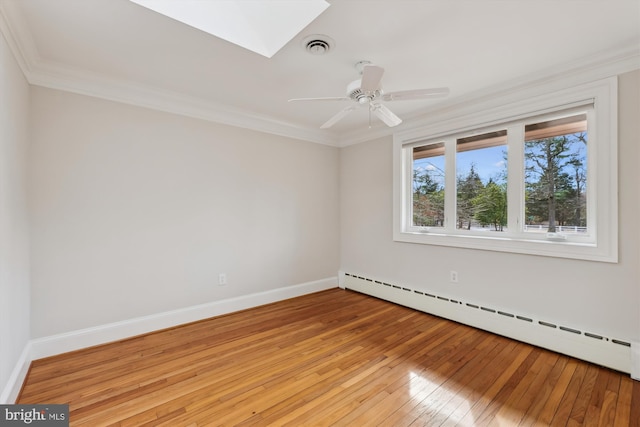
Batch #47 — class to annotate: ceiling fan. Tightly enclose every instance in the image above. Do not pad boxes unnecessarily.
[288,61,450,129]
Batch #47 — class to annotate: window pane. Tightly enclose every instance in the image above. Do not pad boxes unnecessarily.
[524,114,587,234]
[412,143,445,227]
[455,130,508,232]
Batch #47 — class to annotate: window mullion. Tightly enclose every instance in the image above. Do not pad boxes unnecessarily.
[506,124,524,233]
[444,137,457,231]
[586,108,597,238]
[404,146,415,231]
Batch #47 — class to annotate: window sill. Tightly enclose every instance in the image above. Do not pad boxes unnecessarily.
[394,230,616,263]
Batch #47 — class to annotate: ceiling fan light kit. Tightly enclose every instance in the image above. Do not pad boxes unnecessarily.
[370,103,403,127]
[289,61,450,129]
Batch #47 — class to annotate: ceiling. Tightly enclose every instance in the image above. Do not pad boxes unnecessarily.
[1,0,639,146]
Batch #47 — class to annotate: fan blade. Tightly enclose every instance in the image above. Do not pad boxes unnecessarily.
[371,103,402,127]
[288,96,350,102]
[382,87,450,101]
[320,106,357,129]
[360,65,384,94]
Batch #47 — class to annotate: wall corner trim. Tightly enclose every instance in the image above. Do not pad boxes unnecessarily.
[338,270,346,289]
[0,342,32,404]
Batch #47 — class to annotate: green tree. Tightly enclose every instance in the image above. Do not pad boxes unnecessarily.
[568,157,587,227]
[457,164,483,229]
[413,169,444,226]
[473,180,507,231]
[525,133,585,232]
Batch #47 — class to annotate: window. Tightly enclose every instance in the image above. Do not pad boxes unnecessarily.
[456,130,508,232]
[394,78,617,262]
[412,143,445,227]
[524,114,587,235]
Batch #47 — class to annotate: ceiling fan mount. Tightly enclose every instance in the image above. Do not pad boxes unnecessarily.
[346,78,380,104]
[289,60,450,129]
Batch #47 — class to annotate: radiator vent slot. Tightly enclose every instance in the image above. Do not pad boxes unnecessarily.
[585,332,604,340]
[612,339,631,347]
[342,272,630,370]
[539,321,557,329]
[559,326,581,335]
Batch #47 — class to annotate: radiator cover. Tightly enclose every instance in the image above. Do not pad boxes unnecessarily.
[342,272,631,374]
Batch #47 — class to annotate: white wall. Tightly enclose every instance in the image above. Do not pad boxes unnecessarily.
[0,30,30,398]
[28,87,340,338]
[5,33,638,396]
[340,70,640,344]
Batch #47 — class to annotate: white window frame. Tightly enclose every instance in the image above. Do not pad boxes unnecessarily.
[393,77,618,262]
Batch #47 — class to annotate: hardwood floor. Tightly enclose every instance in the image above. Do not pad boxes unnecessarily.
[18,289,639,426]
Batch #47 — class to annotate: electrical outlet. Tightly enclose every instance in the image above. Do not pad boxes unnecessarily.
[218,273,227,286]
[450,270,459,283]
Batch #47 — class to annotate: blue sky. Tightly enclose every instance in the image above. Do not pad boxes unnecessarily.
[457,146,507,183]
[415,139,588,191]
[414,145,507,186]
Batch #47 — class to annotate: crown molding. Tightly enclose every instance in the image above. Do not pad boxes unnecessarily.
[0,0,33,74]
[395,40,640,137]
[36,66,340,146]
[1,1,638,149]
[27,63,341,146]
[0,0,339,147]
[338,39,640,147]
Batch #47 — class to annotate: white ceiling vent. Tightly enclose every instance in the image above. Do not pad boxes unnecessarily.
[302,34,334,55]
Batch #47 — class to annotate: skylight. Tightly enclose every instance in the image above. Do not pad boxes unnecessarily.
[129,0,330,58]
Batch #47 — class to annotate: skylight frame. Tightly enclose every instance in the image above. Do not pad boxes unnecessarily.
[129,0,330,58]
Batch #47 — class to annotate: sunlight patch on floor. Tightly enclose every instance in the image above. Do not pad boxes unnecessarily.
[409,371,474,423]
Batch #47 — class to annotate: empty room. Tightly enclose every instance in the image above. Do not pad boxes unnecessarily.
[1,0,639,425]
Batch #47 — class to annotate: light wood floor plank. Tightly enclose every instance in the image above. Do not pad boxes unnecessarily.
[630,381,640,427]
[533,357,579,426]
[516,355,568,427]
[567,364,602,426]
[550,362,590,426]
[613,377,633,426]
[390,335,503,426]
[17,289,637,426]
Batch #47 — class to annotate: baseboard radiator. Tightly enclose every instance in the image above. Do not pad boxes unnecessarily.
[342,272,631,374]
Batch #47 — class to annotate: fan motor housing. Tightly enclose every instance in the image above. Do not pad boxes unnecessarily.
[347,79,380,103]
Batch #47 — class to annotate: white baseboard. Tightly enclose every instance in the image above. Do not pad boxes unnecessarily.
[30,277,337,360]
[1,277,337,402]
[0,342,32,404]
